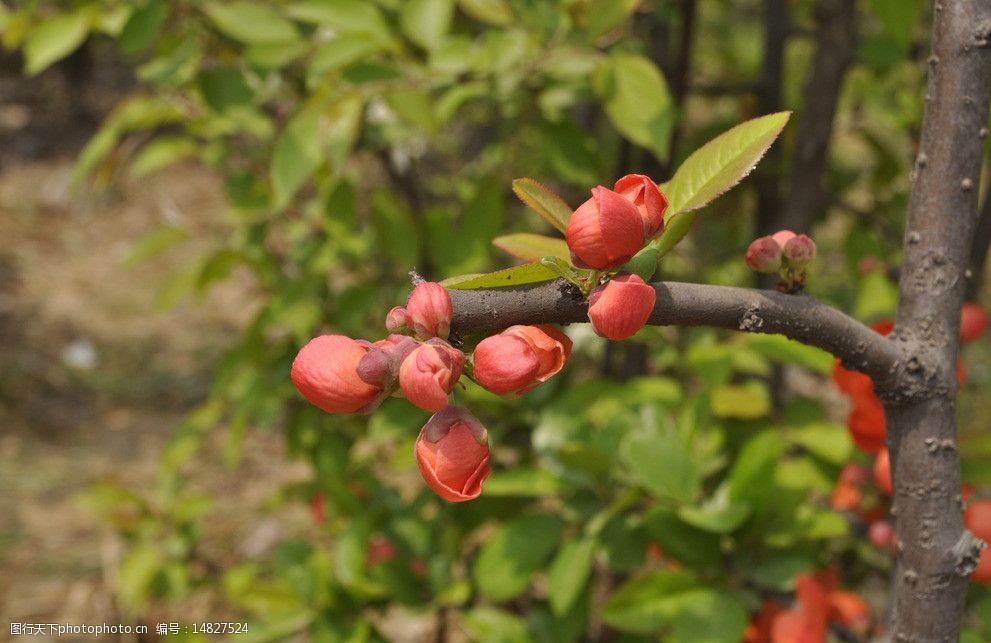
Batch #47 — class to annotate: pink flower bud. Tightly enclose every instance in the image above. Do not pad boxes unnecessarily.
[415,406,490,502]
[385,306,409,333]
[472,333,541,395]
[502,325,572,387]
[587,273,656,340]
[406,282,453,340]
[961,302,989,344]
[771,229,797,248]
[565,186,646,270]
[745,236,783,273]
[613,174,668,239]
[783,234,816,268]
[868,520,896,552]
[291,335,382,414]
[399,340,466,412]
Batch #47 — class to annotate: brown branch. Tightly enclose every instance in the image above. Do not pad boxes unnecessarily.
[885,0,991,639]
[778,0,857,233]
[449,279,901,383]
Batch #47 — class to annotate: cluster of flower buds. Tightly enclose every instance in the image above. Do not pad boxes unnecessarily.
[565,174,667,270]
[745,229,817,292]
[563,174,666,339]
[291,281,573,502]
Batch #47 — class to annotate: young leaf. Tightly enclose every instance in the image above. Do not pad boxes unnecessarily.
[548,537,597,617]
[204,2,299,45]
[662,111,791,216]
[595,53,674,162]
[442,263,558,290]
[511,178,572,233]
[492,233,569,262]
[24,10,91,76]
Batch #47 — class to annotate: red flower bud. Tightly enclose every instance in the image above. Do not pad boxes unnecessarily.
[356,335,418,388]
[502,325,572,388]
[873,448,892,495]
[565,186,646,269]
[961,302,989,344]
[472,333,541,395]
[291,335,382,414]
[406,282,453,340]
[745,236,784,273]
[782,234,816,268]
[415,406,490,502]
[613,173,668,239]
[587,273,656,340]
[868,520,896,552]
[399,340,466,412]
[385,306,409,333]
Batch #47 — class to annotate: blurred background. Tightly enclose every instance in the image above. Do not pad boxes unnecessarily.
[1,0,990,641]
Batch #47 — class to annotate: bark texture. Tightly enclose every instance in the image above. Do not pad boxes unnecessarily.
[882,1,991,640]
[449,280,901,384]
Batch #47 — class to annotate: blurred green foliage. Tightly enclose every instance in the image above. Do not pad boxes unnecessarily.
[5,0,991,640]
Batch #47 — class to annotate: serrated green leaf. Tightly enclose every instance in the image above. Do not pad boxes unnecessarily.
[662,112,790,216]
[492,233,570,262]
[548,537,597,616]
[24,11,91,76]
[204,2,298,45]
[401,0,454,51]
[511,178,572,233]
[442,263,558,290]
[473,514,563,601]
[595,53,673,161]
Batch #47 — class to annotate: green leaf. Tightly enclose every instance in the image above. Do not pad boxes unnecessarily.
[198,68,254,113]
[287,0,392,43]
[117,544,163,613]
[548,537,597,616]
[662,112,790,216]
[460,608,531,643]
[123,226,190,266]
[473,514,564,602]
[483,468,566,497]
[583,0,640,38]
[710,382,771,419]
[492,233,570,262]
[595,53,673,162]
[789,423,852,465]
[400,0,454,51]
[603,571,747,641]
[621,427,699,503]
[458,0,514,25]
[309,35,384,78]
[442,263,558,290]
[119,0,168,55]
[644,507,722,568]
[271,109,321,210]
[728,431,784,505]
[24,11,91,76]
[512,178,572,233]
[130,136,197,178]
[677,486,752,534]
[204,2,299,45]
[746,334,833,373]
